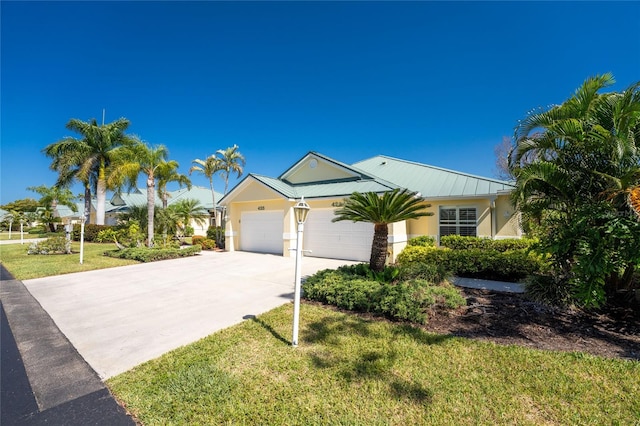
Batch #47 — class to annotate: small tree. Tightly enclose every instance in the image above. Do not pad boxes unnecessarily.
[333,189,432,272]
[28,185,78,232]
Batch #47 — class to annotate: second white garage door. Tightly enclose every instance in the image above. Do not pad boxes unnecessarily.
[240,211,284,255]
[303,209,373,262]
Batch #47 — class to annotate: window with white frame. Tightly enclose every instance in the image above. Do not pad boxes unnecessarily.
[439,207,477,238]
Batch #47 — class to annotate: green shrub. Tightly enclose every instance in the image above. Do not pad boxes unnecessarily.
[337,263,399,283]
[27,236,71,255]
[28,227,45,234]
[104,245,202,262]
[396,245,446,265]
[440,235,534,252]
[96,228,120,243]
[524,273,575,307]
[207,226,225,248]
[302,269,465,324]
[398,261,451,283]
[72,224,115,242]
[406,235,436,247]
[397,245,544,282]
[191,235,216,249]
[184,225,194,237]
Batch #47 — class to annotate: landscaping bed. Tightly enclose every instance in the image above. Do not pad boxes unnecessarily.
[404,287,640,360]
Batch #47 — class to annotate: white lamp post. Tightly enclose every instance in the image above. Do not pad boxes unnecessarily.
[291,197,310,347]
[80,206,87,264]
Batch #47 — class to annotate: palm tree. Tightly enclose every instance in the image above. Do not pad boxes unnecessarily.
[189,155,223,226]
[156,162,192,209]
[510,74,640,218]
[509,74,640,303]
[216,145,246,194]
[167,198,208,239]
[43,117,132,225]
[109,138,169,247]
[333,189,432,272]
[28,185,78,232]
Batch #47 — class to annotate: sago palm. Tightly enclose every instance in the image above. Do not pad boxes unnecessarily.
[333,189,432,272]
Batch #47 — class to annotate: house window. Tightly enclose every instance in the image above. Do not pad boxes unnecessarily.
[439,207,477,239]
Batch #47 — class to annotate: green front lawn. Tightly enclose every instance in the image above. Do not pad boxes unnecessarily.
[0,241,139,279]
[108,303,640,425]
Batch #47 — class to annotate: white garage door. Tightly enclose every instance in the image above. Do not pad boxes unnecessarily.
[240,211,284,254]
[304,209,373,262]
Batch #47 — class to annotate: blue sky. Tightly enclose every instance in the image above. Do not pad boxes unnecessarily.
[2,1,639,205]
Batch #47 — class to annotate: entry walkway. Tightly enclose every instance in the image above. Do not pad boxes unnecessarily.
[451,276,525,293]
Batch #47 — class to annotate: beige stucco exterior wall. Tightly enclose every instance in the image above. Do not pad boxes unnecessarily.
[225,195,295,255]
[494,194,521,238]
[224,179,522,262]
[406,199,492,241]
[285,160,355,184]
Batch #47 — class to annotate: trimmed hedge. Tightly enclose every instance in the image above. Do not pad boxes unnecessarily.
[406,235,436,247]
[104,245,202,262]
[440,235,535,252]
[397,245,544,282]
[303,268,465,324]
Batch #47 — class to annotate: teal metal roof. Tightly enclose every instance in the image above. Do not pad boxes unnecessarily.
[249,174,396,200]
[168,186,223,210]
[54,203,82,219]
[353,155,515,198]
[222,152,514,203]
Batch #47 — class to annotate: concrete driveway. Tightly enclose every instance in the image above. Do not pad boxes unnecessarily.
[23,251,355,379]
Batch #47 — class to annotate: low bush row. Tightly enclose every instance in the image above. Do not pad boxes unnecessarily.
[104,245,202,262]
[440,235,535,252]
[303,268,465,324]
[27,236,71,255]
[397,245,544,282]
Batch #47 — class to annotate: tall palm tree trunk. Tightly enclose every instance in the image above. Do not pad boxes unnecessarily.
[370,224,389,272]
[96,164,107,225]
[147,175,155,247]
[209,178,217,228]
[83,184,91,224]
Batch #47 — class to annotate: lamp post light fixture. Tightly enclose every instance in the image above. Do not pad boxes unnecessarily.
[291,197,310,347]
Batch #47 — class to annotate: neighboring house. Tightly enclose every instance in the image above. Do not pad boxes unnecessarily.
[106,186,223,236]
[219,152,521,263]
[54,203,84,225]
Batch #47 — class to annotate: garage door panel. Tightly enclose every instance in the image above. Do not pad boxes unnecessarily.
[240,211,284,254]
[304,209,373,262]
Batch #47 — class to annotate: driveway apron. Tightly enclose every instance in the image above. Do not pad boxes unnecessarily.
[22,251,355,379]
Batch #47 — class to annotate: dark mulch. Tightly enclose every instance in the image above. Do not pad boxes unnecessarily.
[424,288,640,360]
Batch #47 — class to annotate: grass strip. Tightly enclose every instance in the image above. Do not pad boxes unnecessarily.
[108,303,640,425]
[0,242,139,280]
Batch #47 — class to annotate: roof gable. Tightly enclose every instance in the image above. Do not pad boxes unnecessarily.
[279,152,373,185]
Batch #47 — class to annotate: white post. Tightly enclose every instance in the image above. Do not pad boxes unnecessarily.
[8,220,12,240]
[80,209,86,264]
[20,222,24,245]
[291,222,304,347]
